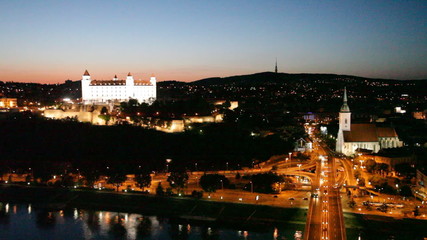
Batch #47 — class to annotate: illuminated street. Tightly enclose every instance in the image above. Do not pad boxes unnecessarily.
[304,140,346,240]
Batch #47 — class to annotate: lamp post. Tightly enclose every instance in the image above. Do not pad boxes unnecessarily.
[250,181,253,193]
[226,162,229,171]
[195,162,198,171]
[289,152,292,162]
[220,180,224,190]
[166,159,172,173]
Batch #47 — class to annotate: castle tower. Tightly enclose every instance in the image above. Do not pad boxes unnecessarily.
[113,74,118,81]
[339,87,351,131]
[81,70,91,104]
[126,72,135,99]
[150,74,156,85]
[82,70,91,81]
[150,74,157,101]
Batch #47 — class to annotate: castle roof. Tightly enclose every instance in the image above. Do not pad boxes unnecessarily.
[90,80,126,86]
[89,79,152,86]
[83,70,90,76]
[343,124,398,142]
[127,72,132,76]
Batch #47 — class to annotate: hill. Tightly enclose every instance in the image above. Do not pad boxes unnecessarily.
[191,72,426,86]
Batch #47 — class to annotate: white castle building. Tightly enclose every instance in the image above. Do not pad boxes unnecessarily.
[81,70,156,104]
[336,88,403,156]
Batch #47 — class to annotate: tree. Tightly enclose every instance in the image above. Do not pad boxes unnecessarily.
[399,185,413,197]
[348,199,356,208]
[354,170,361,179]
[156,182,164,196]
[33,163,54,183]
[250,172,284,193]
[107,170,127,191]
[98,114,111,125]
[394,163,415,176]
[365,159,377,173]
[61,174,75,187]
[376,163,389,175]
[358,177,366,187]
[167,171,188,194]
[369,175,387,188]
[81,169,100,188]
[135,172,152,191]
[199,174,229,193]
[413,206,420,217]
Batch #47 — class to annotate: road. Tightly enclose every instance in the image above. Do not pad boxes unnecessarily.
[304,142,347,240]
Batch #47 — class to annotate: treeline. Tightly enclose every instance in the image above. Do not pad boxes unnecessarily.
[0,117,294,175]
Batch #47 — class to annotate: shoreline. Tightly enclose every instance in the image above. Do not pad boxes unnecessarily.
[1,184,427,238]
[0,185,306,229]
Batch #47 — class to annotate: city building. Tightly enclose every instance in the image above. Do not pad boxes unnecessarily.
[81,70,156,104]
[294,137,313,152]
[336,88,403,156]
[0,97,17,108]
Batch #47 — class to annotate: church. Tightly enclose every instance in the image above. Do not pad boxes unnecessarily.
[335,88,403,156]
[81,70,156,104]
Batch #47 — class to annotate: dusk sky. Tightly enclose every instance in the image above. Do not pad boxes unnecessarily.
[1,0,426,83]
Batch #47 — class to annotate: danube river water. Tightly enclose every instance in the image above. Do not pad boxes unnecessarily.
[0,203,304,240]
[1,203,426,240]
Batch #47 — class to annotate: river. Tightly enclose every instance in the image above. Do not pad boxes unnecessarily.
[0,203,304,240]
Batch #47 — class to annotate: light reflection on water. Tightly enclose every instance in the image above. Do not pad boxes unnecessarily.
[0,203,303,240]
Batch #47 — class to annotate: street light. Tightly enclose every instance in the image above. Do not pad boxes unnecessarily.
[220,180,224,190]
[166,159,172,172]
[195,162,198,171]
[250,181,253,193]
[289,152,292,162]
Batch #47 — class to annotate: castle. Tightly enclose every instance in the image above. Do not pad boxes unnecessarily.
[81,70,156,104]
[335,88,403,156]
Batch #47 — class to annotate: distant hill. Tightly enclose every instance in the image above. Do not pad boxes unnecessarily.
[191,72,426,86]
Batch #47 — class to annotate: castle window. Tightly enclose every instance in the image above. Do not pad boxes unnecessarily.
[345,119,347,124]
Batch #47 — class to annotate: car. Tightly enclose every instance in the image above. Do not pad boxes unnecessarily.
[303,197,309,200]
[289,197,295,200]
[273,195,278,198]
[311,193,318,198]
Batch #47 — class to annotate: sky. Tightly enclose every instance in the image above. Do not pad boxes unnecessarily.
[1,0,426,83]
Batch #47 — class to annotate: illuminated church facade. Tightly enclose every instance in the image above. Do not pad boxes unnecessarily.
[335,88,403,156]
[81,70,156,104]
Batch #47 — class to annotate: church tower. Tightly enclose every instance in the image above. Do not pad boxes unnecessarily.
[336,87,351,153]
[339,87,351,131]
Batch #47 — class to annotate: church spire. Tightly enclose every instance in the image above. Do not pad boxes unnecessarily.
[275,58,278,73]
[340,87,350,112]
[343,87,348,103]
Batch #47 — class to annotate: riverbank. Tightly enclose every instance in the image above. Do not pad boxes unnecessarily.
[0,184,306,230]
[2,184,427,239]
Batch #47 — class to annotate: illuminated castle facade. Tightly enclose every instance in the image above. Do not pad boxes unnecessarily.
[81,70,156,104]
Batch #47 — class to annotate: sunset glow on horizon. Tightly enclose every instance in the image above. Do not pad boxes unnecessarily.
[1,1,426,84]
